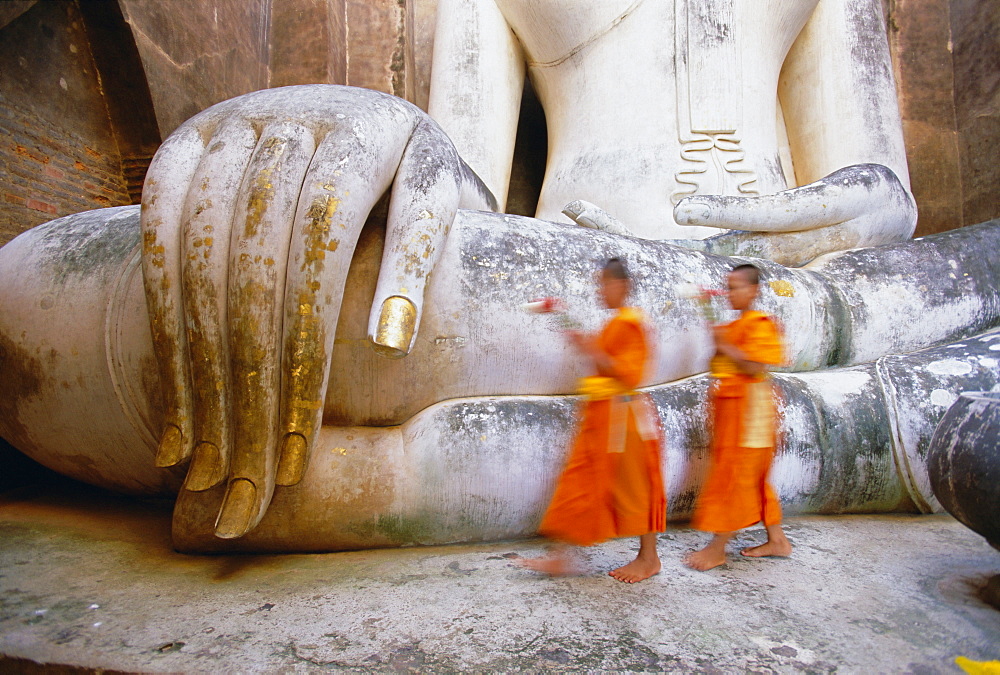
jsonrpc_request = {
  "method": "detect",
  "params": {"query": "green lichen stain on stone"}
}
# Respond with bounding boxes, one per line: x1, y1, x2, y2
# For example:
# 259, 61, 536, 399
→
36, 210, 141, 287
367, 512, 439, 545
0, 332, 46, 451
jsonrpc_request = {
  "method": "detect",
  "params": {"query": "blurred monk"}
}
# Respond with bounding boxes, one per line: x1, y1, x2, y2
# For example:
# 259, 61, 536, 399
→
684, 263, 792, 571
521, 258, 666, 583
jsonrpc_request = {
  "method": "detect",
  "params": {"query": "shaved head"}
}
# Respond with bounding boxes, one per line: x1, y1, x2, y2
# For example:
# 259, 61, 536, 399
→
603, 257, 630, 281
732, 263, 760, 286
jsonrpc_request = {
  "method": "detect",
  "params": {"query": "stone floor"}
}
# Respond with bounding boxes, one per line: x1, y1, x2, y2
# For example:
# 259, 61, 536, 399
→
0, 481, 998, 673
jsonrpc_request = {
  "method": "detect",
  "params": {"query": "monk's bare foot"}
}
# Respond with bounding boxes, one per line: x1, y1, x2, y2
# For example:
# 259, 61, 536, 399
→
683, 548, 727, 571
741, 525, 792, 558
608, 556, 661, 583
740, 539, 792, 558
517, 554, 572, 576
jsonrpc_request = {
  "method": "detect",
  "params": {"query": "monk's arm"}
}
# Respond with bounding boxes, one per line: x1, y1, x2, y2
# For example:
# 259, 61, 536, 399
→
713, 333, 767, 376
591, 322, 647, 388
713, 317, 783, 376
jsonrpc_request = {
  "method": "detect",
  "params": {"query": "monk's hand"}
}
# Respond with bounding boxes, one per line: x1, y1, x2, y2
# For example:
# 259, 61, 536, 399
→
673, 163, 917, 266
711, 324, 727, 347
566, 330, 600, 360
565, 330, 586, 351
140, 85, 496, 538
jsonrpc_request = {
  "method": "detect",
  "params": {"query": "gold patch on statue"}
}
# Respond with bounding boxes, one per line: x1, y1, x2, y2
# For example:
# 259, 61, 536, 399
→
769, 280, 795, 297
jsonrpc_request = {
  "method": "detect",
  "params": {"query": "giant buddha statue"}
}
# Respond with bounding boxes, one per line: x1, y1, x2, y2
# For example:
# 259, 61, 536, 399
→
1, 0, 998, 552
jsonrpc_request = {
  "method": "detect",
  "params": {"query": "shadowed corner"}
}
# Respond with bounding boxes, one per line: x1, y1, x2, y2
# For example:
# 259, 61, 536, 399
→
979, 575, 1000, 610
0, 435, 63, 495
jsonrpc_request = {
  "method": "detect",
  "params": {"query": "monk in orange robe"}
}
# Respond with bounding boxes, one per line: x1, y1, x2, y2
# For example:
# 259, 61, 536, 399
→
684, 263, 792, 571
521, 258, 667, 583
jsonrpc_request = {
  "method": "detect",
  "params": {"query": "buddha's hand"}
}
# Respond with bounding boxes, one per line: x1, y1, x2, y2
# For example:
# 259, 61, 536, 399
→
673, 163, 917, 267
140, 85, 495, 538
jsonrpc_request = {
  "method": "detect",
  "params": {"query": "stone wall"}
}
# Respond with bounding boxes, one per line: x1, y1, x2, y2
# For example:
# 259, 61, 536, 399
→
268, 0, 418, 107
951, 0, 1000, 229
269, 0, 347, 89
0, 1, 132, 246
118, 0, 273, 139
890, 0, 1000, 236
890, 0, 962, 236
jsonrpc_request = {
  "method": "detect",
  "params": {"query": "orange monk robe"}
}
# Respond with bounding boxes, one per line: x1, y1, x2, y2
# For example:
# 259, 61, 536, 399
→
538, 308, 667, 547
691, 310, 785, 533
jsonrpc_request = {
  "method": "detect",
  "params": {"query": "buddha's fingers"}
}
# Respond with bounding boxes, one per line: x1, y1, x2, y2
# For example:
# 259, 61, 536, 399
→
674, 164, 914, 235
216, 121, 316, 539
368, 119, 493, 359
179, 120, 259, 492
140, 126, 206, 468
275, 121, 412, 486
673, 164, 915, 266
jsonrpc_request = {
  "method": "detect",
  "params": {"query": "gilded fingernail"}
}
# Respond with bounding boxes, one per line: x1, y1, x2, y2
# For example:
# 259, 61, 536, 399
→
154, 424, 185, 467
184, 441, 224, 491
371, 296, 416, 358
214, 478, 257, 539
276, 433, 308, 486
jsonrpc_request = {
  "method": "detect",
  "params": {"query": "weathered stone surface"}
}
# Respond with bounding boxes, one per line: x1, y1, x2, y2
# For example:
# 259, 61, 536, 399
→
429, 0, 917, 264
118, 0, 272, 138
899, 119, 963, 235
0, 207, 183, 495
269, 0, 347, 88
346, 0, 413, 99
928, 391, 1000, 548
171, 328, 1000, 552
803, 218, 1000, 366
1, 0, 997, 248
879, 332, 1000, 513
889, 0, 1000, 235
412, 0, 438, 111
958, 107, 1000, 229
951, 0, 1000, 230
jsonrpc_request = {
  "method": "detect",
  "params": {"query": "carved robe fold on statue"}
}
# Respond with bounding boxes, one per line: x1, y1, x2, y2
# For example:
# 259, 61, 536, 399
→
692, 310, 785, 533
538, 308, 667, 547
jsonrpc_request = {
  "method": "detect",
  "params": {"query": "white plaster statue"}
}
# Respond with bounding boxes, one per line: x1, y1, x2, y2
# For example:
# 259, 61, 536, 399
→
1, 0, 998, 552
429, 0, 916, 263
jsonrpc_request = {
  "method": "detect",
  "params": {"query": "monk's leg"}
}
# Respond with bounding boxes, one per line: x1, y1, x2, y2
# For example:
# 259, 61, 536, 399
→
684, 532, 733, 571
609, 532, 661, 583
741, 523, 792, 558
519, 543, 576, 576
741, 478, 791, 558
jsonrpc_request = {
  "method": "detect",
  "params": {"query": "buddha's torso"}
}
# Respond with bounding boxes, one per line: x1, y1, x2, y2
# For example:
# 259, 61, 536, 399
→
493, 0, 819, 238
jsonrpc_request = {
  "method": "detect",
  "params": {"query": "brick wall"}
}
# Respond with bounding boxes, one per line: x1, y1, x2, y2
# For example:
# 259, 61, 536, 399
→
0, 101, 132, 246
0, 1, 134, 247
